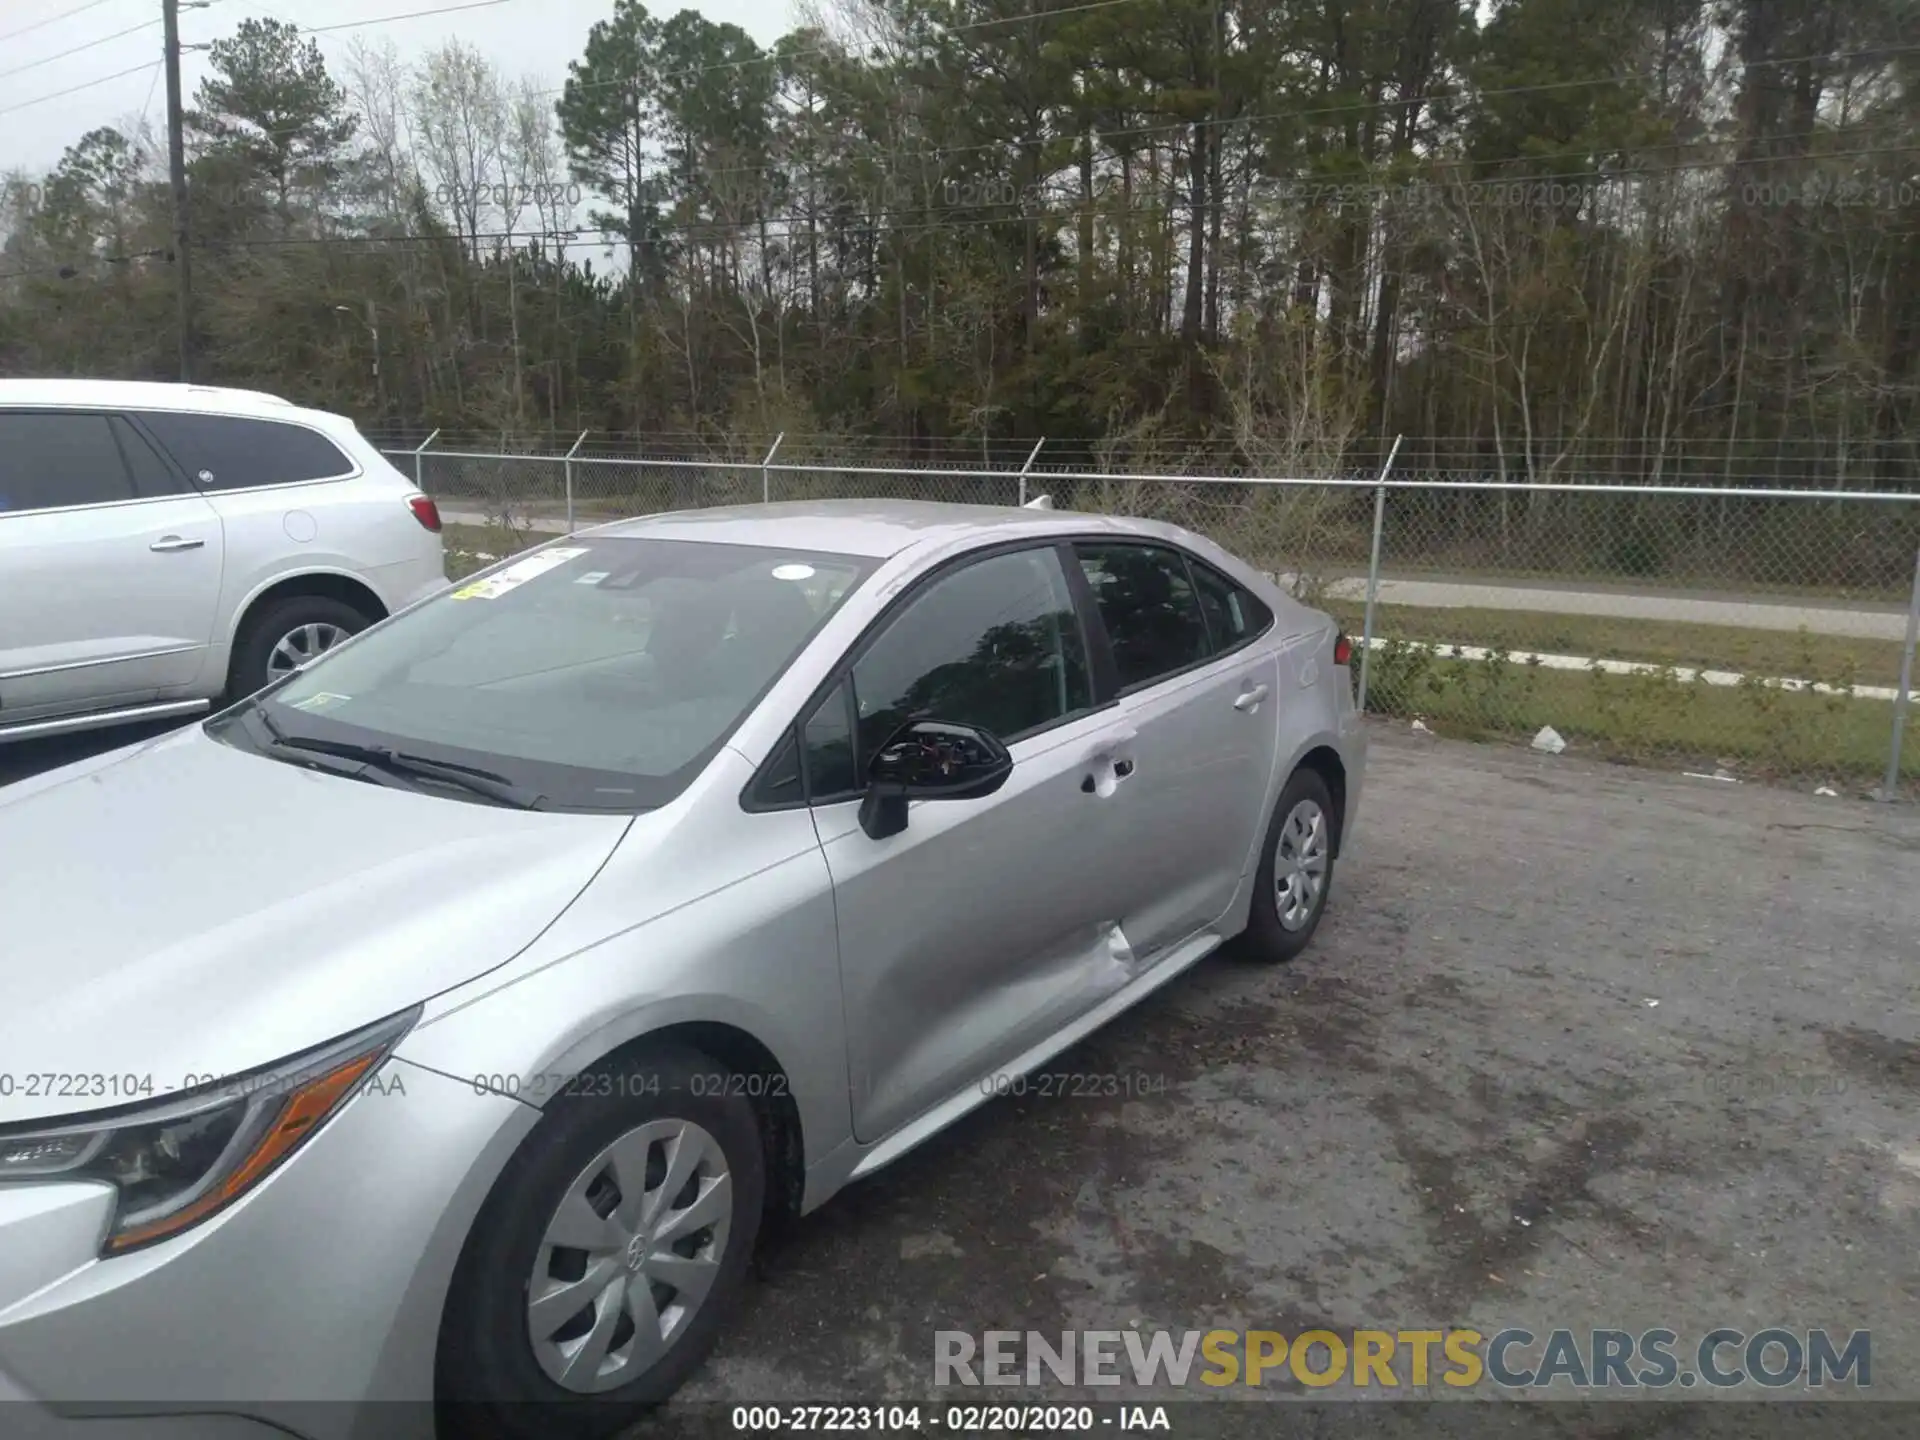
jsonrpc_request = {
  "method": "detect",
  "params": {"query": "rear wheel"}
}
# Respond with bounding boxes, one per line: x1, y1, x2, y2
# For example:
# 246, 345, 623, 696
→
1236, 767, 1337, 965
436, 1043, 765, 1440
226, 594, 373, 701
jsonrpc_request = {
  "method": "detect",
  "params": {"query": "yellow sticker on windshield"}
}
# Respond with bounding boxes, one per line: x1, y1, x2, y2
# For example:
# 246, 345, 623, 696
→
450, 547, 589, 599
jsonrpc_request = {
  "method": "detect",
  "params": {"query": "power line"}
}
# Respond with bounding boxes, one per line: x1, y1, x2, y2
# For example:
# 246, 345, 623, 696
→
536, 0, 1156, 101
0, 0, 115, 46
0, 18, 162, 86
0, 59, 162, 119
306, 0, 522, 36
182, 141, 1920, 256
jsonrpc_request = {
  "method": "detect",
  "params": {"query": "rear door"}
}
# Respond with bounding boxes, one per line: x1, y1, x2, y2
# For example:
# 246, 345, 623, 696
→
790, 543, 1146, 1143
1070, 540, 1284, 959
0, 410, 224, 720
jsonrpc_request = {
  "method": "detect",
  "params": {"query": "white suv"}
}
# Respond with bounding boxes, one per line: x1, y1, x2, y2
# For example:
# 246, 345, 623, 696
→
0, 380, 448, 744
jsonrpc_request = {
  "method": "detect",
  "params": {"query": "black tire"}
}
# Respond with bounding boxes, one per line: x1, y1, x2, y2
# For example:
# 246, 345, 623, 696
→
1236, 767, 1339, 965
435, 1042, 766, 1440
226, 594, 373, 701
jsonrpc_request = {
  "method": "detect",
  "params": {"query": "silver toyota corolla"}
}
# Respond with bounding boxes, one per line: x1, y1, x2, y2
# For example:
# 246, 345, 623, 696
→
0, 500, 1365, 1440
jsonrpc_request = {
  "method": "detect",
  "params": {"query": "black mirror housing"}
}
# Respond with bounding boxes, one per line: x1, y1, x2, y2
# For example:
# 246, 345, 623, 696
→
858, 719, 1014, 839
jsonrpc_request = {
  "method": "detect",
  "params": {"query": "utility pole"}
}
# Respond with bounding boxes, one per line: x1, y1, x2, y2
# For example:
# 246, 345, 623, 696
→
163, 0, 195, 382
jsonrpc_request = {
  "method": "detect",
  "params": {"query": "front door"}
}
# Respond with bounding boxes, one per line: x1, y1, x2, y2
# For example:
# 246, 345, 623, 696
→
812, 543, 1143, 1143
0, 410, 224, 720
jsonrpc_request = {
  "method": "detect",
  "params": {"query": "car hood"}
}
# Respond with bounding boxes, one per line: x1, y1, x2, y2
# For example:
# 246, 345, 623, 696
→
0, 726, 633, 1125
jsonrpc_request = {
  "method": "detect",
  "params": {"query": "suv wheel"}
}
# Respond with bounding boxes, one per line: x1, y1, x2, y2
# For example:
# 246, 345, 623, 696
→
227, 595, 372, 701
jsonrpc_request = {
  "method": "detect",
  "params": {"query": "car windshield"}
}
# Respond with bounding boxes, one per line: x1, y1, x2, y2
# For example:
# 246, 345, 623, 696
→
211, 536, 874, 812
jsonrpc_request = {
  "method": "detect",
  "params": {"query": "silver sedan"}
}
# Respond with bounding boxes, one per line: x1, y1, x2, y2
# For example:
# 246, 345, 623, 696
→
0, 500, 1365, 1440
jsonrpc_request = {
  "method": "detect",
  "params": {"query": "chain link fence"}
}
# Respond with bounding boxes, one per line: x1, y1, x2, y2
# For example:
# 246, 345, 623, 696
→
385, 440, 1920, 800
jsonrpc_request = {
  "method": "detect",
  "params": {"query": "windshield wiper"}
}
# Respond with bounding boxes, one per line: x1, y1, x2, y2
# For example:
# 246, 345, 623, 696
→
235, 703, 419, 793
268, 735, 548, 810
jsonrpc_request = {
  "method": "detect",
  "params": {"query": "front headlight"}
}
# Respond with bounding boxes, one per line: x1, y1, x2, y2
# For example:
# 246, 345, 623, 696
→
0, 1007, 419, 1254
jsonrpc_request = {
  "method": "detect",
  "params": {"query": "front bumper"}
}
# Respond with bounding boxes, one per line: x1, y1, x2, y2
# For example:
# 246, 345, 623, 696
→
0, 1061, 535, 1440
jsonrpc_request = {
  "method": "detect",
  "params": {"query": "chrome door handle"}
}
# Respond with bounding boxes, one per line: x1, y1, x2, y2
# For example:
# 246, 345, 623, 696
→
1233, 683, 1270, 711
150, 536, 206, 552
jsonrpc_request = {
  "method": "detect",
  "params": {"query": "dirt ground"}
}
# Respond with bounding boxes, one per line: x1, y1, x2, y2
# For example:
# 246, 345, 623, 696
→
668, 724, 1920, 1433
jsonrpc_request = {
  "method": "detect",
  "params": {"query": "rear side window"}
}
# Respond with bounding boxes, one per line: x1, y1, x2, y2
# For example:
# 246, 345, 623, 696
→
1074, 542, 1212, 690
138, 412, 354, 490
1190, 560, 1274, 653
0, 411, 137, 512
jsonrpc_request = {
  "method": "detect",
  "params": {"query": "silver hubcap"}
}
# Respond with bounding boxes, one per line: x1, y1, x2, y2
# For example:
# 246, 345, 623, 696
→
527, 1119, 733, 1394
1273, 798, 1329, 932
267, 622, 349, 677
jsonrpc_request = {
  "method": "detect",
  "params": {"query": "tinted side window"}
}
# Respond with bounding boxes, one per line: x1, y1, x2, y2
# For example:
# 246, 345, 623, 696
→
1191, 559, 1273, 653
803, 680, 859, 801
1075, 543, 1211, 689
851, 547, 1092, 757
753, 730, 804, 808
0, 411, 136, 512
112, 416, 185, 497
138, 412, 354, 490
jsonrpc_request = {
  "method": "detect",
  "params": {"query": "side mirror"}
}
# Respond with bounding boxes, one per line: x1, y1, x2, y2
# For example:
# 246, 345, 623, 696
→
857, 719, 1014, 840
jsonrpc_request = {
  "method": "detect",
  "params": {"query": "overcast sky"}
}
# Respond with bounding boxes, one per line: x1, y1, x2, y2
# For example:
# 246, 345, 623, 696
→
1, 0, 801, 178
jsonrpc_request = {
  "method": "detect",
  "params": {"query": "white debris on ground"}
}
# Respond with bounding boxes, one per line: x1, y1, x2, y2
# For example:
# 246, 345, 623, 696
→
1530, 725, 1567, 754
1411, 718, 1433, 734
1815, 785, 1840, 797
1683, 770, 1741, 783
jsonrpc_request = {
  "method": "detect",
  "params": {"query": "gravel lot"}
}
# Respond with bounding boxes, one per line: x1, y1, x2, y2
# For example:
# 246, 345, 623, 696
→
7, 720, 1916, 1435
676, 724, 1920, 1432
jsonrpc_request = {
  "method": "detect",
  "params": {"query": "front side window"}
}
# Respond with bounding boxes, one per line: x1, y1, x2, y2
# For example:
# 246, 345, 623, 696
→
803, 680, 860, 800
213, 537, 875, 811
0, 411, 137, 512
1075, 542, 1211, 690
850, 546, 1093, 759
138, 412, 354, 490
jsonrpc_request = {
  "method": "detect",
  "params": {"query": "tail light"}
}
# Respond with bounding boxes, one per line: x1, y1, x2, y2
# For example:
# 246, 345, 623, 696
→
1334, 632, 1353, 666
407, 495, 442, 533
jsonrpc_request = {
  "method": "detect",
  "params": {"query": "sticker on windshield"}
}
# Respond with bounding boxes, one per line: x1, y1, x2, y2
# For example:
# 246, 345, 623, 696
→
288, 691, 351, 712
450, 547, 590, 600
771, 563, 815, 581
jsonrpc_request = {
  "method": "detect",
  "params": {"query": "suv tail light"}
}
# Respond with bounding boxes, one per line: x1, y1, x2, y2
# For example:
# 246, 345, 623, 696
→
1333, 632, 1353, 666
407, 495, 442, 533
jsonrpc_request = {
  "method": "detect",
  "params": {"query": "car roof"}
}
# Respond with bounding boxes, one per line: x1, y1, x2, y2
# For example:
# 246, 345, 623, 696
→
587, 497, 1185, 560
0, 378, 313, 418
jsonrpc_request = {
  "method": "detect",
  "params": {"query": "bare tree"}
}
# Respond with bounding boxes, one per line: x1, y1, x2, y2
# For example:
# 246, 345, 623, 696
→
411, 41, 508, 258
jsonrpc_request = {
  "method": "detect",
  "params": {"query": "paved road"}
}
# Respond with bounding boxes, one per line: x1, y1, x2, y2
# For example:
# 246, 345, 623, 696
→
442, 507, 1918, 642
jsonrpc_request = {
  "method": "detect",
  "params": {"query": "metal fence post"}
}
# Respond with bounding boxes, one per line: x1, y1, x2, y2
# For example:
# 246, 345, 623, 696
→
761, 432, 784, 504
563, 429, 589, 533
411, 428, 439, 494
1882, 540, 1920, 802
1354, 434, 1403, 718
1018, 437, 1045, 506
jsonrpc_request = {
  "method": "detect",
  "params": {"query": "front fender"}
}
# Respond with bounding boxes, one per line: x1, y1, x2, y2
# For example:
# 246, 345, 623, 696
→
393, 775, 853, 1176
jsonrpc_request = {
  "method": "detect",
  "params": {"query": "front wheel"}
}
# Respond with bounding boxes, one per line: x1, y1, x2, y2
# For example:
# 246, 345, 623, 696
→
1236, 767, 1338, 965
436, 1043, 766, 1440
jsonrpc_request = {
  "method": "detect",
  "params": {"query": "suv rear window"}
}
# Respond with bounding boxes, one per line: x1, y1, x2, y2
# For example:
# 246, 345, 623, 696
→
138, 411, 354, 490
